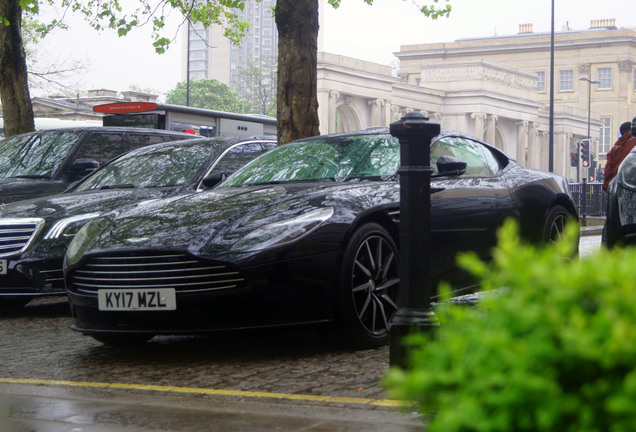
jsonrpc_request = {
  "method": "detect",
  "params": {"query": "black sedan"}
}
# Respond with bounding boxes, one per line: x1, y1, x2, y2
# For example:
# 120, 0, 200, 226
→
0, 127, 198, 203
603, 143, 636, 248
0, 137, 276, 310
65, 129, 578, 347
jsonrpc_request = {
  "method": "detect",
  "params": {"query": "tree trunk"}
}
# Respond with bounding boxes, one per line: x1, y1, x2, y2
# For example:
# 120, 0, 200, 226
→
0, 0, 34, 137
275, 0, 320, 144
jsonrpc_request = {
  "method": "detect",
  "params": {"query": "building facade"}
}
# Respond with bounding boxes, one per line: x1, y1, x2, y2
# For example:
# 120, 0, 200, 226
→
395, 20, 636, 180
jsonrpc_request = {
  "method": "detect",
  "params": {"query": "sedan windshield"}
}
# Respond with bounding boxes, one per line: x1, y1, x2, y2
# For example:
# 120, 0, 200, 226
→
75, 143, 214, 191
222, 134, 400, 186
0, 131, 82, 178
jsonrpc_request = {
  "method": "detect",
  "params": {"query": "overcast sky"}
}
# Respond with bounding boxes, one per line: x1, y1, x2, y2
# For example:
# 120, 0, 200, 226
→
33, 0, 634, 98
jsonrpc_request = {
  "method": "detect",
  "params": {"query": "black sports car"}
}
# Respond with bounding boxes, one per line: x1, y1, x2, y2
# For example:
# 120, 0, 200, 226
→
65, 128, 578, 347
0, 137, 276, 309
603, 142, 636, 248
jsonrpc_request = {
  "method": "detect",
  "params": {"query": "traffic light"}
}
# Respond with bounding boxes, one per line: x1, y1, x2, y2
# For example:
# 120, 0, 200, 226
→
570, 151, 579, 167
580, 139, 590, 167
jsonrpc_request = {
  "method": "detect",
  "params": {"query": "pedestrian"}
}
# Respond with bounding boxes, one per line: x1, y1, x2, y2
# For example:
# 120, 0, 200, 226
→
602, 120, 636, 191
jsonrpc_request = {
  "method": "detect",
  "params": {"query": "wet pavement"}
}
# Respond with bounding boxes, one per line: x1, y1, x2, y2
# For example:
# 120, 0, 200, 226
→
0, 298, 421, 431
0, 381, 421, 431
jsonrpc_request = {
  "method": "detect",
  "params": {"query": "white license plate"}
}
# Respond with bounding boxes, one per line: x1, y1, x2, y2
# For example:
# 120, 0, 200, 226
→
0, 260, 6, 275
98, 288, 176, 311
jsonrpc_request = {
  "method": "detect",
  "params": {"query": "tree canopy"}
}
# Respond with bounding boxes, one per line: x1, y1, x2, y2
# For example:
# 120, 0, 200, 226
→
0, 0, 451, 139
165, 79, 244, 113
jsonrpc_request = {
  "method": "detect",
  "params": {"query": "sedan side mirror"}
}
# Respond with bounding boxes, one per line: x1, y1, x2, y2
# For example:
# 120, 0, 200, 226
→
436, 155, 467, 176
201, 172, 230, 188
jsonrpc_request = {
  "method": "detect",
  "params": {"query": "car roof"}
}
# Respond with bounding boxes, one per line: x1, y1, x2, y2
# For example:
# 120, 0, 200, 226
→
122, 136, 277, 156
2, 127, 199, 139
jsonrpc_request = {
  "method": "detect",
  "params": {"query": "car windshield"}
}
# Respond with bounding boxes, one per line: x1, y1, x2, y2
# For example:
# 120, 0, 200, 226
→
222, 134, 400, 186
0, 131, 82, 178
75, 143, 214, 191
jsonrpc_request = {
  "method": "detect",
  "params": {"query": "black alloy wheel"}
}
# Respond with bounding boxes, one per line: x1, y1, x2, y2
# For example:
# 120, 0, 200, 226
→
339, 223, 400, 348
542, 205, 573, 244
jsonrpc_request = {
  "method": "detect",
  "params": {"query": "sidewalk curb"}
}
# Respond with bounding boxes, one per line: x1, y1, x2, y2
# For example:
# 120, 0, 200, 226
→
581, 225, 603, 236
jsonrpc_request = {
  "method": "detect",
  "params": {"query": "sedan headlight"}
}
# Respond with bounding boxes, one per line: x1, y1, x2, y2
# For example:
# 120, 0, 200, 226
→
65, 216, 110, 268
43, 213, 101, 240
231, 207, 334, 252
618, 153, 636, 190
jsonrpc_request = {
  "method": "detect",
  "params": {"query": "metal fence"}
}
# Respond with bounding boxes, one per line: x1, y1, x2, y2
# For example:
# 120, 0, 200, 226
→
569, 182, 607, 217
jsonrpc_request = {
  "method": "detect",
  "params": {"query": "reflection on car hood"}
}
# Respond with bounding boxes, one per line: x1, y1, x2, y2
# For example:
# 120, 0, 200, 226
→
87, 180, 399, 257
0, 176, 59, 201
0, 188, 174, 223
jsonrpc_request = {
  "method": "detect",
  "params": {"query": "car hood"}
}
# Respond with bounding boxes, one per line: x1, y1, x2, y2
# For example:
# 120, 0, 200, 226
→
0, 176, 70, 204
78, 180, 399, 258
0, 188, 175, 224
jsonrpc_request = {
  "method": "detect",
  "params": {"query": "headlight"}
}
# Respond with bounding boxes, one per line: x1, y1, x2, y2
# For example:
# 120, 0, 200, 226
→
43, 213, 101, 240
231, 207, 334, 252
65, 216, 109, 268
618, 153, 636, 190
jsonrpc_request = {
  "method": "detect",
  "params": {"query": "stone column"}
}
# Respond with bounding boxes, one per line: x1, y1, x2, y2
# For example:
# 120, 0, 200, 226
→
526, 123, 540, 169
486, 114, 498, 147
516, 121, 529, 166
471, 112, 487, 141
539, 131, 550, 171
327, 90, 340, 134
368, 98, 386, 127
390, 105, 402, 123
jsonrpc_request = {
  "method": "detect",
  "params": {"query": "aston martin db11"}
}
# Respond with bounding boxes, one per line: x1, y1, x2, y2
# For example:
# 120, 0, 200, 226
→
65, 128, 578, 346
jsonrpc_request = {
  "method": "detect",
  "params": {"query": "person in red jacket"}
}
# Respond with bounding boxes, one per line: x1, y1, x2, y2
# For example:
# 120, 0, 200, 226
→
603, 121, 636, 191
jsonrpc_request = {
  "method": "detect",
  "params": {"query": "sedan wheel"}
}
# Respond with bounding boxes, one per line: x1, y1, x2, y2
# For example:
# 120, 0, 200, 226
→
339, 223, 400, 348
542, 205, 574, 244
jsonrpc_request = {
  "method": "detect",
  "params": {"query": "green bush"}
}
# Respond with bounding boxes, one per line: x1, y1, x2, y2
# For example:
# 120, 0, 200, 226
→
384, 220, 636, 432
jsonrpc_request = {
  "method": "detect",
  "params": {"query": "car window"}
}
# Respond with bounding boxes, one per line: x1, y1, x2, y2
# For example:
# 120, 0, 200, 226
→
211, 143, 267, 174
431, 137, 501, 177
75, 143, 214, 191
128, 133, 168, 149
0, 131, 81, 178
222, 134, 400, 186
73, 133, 128, 167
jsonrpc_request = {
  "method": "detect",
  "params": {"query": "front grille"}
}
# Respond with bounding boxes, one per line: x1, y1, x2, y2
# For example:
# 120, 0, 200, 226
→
39, 267, 65, 291
0, 218, 45, 258
69, 252, 246, 295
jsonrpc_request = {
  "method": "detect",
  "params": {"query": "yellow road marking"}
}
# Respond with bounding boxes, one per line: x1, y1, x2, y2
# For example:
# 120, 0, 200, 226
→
0, 377, 412, 408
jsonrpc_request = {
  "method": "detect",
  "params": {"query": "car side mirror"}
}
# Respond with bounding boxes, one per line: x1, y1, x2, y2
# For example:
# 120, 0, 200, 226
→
436, 155, 467, 176
67, 158, 100, 180
201, 172, 230, 188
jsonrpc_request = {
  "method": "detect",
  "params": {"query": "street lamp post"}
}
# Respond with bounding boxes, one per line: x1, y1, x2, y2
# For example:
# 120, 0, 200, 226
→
579, 76, 600, 177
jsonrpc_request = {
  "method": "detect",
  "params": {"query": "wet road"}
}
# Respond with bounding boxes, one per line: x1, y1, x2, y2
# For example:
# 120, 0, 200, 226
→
0, 234, 603, 431
0, 298, 420, 431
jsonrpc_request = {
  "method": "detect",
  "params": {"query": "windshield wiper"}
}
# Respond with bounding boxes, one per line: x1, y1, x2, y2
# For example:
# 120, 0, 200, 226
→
99, 184, 136, 189
9, 175, 50, 179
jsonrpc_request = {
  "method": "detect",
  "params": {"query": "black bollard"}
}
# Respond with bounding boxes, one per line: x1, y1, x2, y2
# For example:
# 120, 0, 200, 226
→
389, 112, 441, 368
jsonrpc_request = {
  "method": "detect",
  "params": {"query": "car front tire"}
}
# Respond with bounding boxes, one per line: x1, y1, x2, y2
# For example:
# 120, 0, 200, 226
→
338, 223, 400, 348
